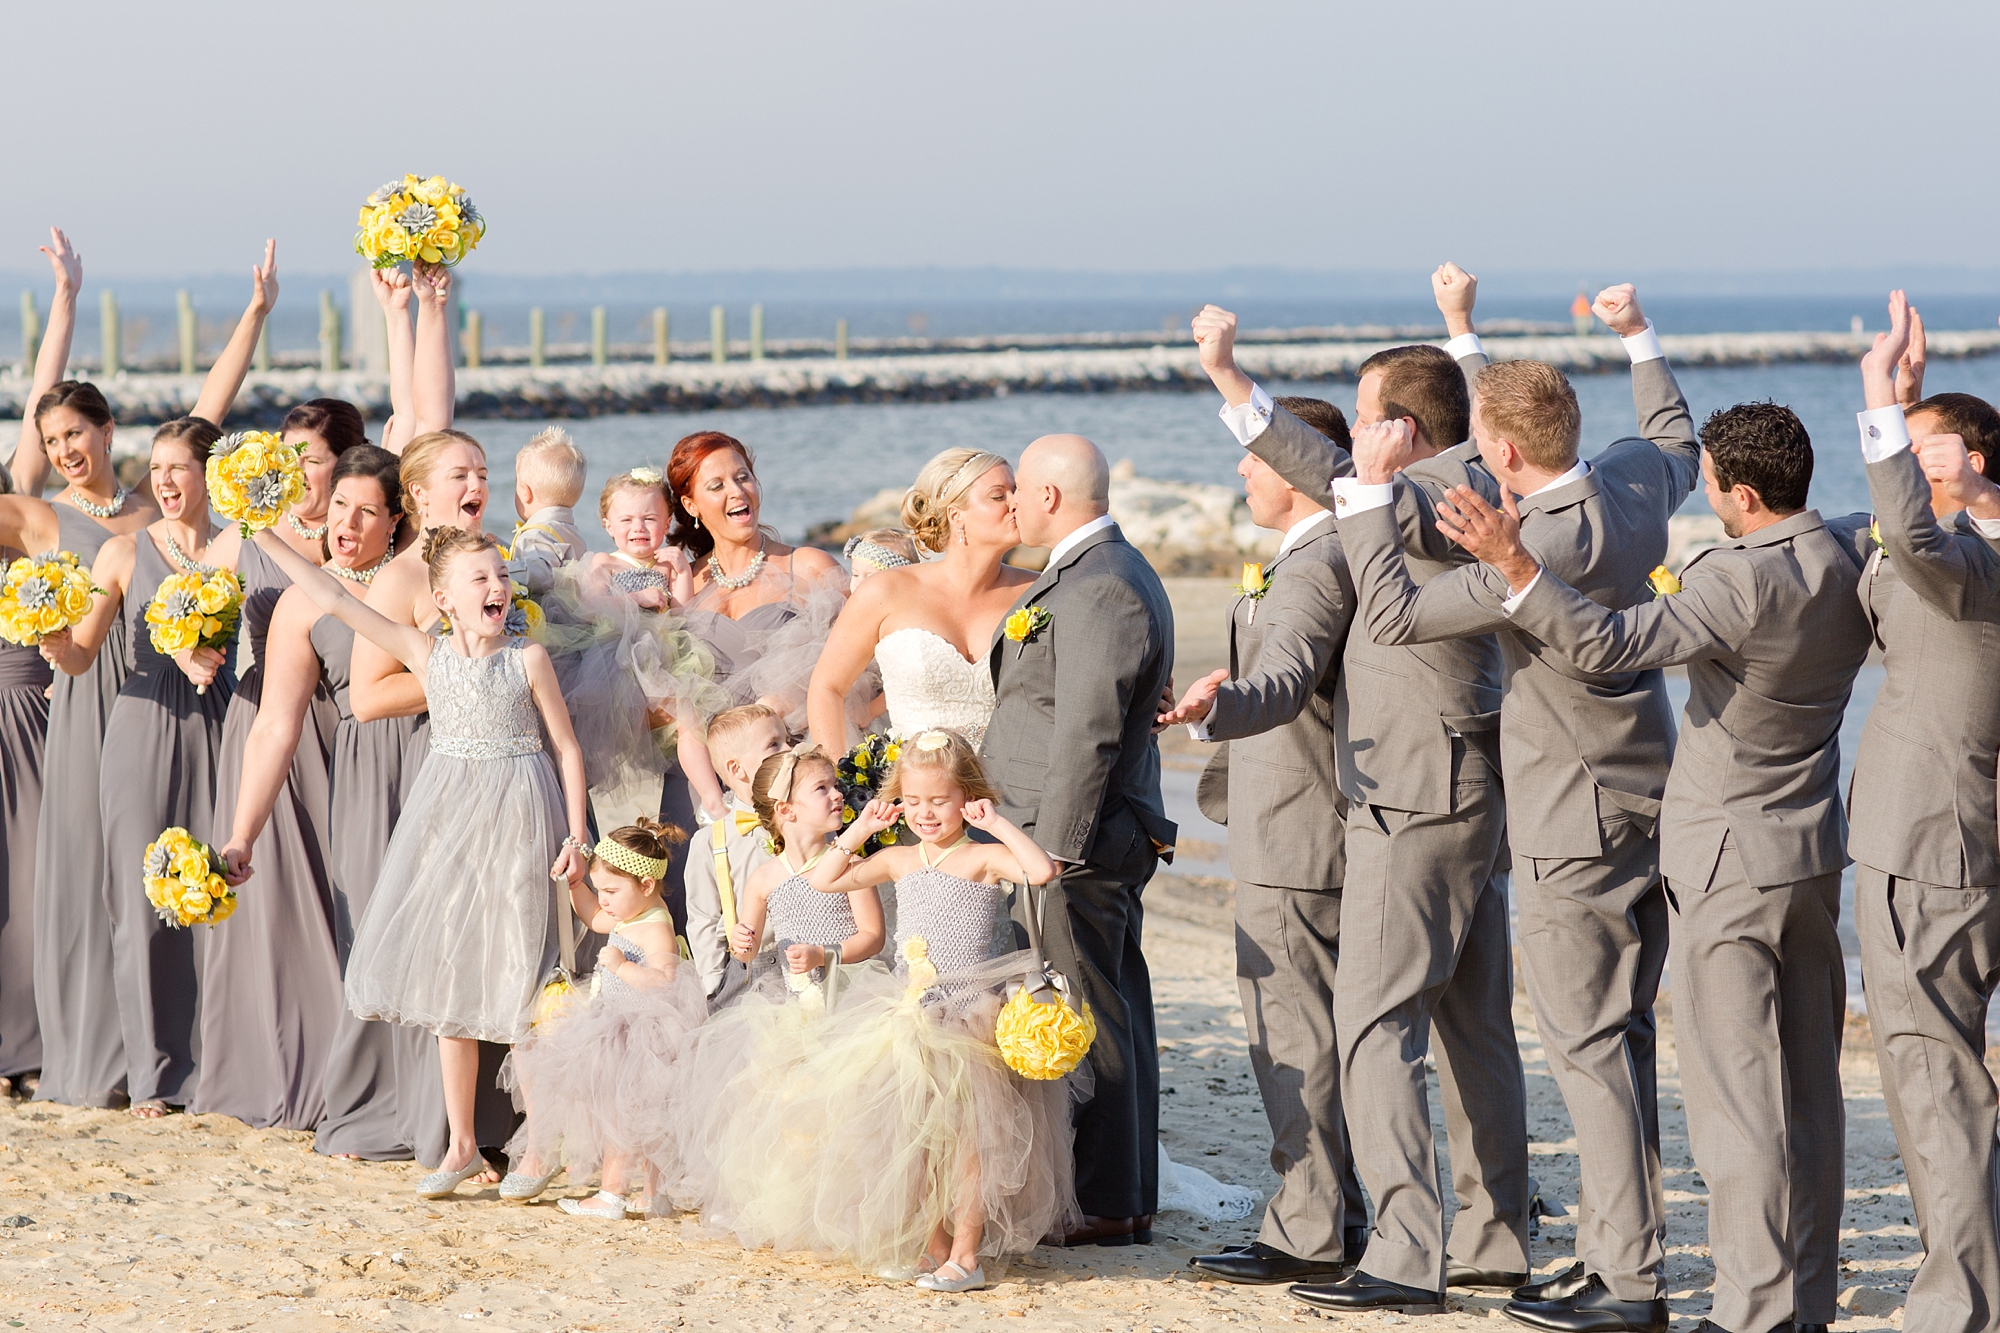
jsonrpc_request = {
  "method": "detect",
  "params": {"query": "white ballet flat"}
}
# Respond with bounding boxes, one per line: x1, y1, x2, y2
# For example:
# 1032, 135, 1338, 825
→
498, 1168, 558, 1202
915, 1261, 986, 1292
558, 1192, 629, 1219
414, 1152, 487, 1199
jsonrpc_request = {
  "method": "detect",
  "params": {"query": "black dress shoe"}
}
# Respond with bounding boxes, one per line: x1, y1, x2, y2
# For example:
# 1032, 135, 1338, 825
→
1514, 1262, 1590, 1303
1291, 1271, 1445, 1314
1190, 1242, 1348, 1285
1450, 1261, 1532, 1289
1504, 1276, 1667, 1333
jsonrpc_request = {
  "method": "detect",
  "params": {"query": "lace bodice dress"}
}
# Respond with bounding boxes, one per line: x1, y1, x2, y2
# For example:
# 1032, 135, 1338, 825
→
342, 640, 566, 1043
874, 628, 996, 747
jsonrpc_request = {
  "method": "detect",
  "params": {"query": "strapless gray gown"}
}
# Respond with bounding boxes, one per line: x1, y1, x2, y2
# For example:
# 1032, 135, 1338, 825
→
194, 543, 344, 1127
102, 534, 234, 1107
0, 634, 51, 1079
33, 506, 132, 1106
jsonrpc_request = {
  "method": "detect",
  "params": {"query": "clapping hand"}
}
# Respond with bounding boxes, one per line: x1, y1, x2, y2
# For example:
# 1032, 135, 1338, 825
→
248, 239, 279, 316
1350, 418, 1417, 486
1591, 284, 1647, 337
1157, 667, 1229, 728
1432, 262, 1478, 337
1861, 290, 1913, 411
41, 226, 81, 294
1434, 485, 1540, 592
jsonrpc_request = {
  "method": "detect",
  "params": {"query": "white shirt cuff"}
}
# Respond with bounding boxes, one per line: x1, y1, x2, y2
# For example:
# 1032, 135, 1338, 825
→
1331, 478, 1396, 517
1621, 321, 1664, 364
1970, 515, 2000, 538
1218, 382, 1275, 448
1443, 332, 1484, 361
1500, 568, 1543, 613
1185, 716, 1216, 742
1858, 405, 1911, 464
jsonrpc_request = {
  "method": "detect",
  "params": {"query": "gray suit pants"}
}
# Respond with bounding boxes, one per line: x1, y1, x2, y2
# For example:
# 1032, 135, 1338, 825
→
1334, 764, 1530, 1289
1857, 867, 2000, 1333
1515, 808, 1670, 1302
1235, 883, 1365, 1261
1667, 849, 1844, 1333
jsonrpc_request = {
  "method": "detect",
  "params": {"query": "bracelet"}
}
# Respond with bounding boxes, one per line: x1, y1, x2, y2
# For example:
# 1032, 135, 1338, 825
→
561, 835, 588, 853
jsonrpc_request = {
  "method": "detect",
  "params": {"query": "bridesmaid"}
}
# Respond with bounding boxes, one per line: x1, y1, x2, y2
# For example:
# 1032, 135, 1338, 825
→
0, 228, 83, 1094
213, 447, 403, 1134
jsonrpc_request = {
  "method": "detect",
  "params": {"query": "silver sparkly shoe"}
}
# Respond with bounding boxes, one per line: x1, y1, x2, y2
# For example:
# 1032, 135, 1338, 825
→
414, 1151, 487, 1199
499, 1168, 558, 1202
915, 1261, 986, 1293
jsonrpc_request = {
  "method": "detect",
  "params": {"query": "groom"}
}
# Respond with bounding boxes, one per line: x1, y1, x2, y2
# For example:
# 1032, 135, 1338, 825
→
983, 433, 1177, 1245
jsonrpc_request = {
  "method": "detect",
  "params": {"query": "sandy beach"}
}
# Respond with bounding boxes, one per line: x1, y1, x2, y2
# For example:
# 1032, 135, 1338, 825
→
0, 582, 1937, 1333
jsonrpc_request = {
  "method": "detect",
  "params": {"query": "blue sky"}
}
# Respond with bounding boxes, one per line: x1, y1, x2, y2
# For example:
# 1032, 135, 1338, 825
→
11, 0, 1998, 279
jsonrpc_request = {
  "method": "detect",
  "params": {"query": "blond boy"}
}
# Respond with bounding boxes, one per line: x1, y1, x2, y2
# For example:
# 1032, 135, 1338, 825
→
508, 426, 588, 594
685, 704, 787, 1000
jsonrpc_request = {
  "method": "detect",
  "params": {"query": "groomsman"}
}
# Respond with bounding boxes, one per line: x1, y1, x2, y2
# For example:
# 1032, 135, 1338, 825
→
1847, 294, 2000, 1333
1192, 274, 1531, 1315
1435, 402, 1869, 1333
1158, 400, 1367, 1282
1335, 285, 1696, 1333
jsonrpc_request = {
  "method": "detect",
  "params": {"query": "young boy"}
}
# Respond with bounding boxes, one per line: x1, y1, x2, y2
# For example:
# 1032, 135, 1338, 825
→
508, 426, 588, 594
684, 703, 788, 1003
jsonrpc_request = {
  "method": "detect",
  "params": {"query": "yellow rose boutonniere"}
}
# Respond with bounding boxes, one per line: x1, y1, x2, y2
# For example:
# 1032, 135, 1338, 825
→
1236, 562, 1270, 599
1647, 564, 1682, 596
1004, 605, 1052, 644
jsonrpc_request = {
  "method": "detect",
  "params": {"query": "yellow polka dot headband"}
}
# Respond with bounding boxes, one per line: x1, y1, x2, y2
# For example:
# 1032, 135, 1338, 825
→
595, 838, 668, 881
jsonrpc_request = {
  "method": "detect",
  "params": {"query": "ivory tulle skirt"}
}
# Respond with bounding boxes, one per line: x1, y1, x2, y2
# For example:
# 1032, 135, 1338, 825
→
682, 955, 1083, 1270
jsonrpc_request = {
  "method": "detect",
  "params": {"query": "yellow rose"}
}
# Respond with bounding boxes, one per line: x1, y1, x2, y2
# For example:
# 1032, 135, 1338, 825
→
1240, 562, 1265, 595
173, 846, 209, 883
195, 582, 230, 615
206, 890, 236, 924
883, 743, 901, 763
178, 887, 212, 923
34, 605, 61, 634
1004, 608, 1033, 642
1647, 565, 1682, 596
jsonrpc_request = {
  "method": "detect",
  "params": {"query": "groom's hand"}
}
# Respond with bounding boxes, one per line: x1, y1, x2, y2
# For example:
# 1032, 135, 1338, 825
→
1351, 419, 1417, 486
1192, 305, 1256, 408
1158, 668, 1229, 728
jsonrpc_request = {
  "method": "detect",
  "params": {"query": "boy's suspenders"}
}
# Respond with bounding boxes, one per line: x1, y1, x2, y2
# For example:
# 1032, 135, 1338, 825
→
712, 821, 738, 936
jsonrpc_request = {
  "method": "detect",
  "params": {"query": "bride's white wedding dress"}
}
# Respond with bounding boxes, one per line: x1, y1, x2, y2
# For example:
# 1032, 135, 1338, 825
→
871, 624, 1259, 1223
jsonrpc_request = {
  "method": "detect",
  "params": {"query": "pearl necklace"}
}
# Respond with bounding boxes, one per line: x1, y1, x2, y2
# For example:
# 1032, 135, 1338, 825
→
287, 510, 329, 542
706, 540, 766, 591
70, 486, 127, 520
162, 532, 214, 574
327, 535, 396, 585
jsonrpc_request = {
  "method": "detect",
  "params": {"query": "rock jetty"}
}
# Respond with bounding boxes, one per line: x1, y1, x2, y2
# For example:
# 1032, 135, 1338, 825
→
5, 329, 1997, 425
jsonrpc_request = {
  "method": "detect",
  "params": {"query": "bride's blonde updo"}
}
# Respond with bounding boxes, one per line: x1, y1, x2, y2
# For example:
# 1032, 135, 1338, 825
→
901, 448, 1008, 553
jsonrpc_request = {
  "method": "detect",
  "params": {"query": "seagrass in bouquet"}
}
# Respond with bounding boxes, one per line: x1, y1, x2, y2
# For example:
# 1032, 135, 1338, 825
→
355, 174, 486, 270
0, 551, 98, 646
206, 430, 306, 538
835, 733, 909, 853
142, 826, 236, 928
145, 565, 242, 695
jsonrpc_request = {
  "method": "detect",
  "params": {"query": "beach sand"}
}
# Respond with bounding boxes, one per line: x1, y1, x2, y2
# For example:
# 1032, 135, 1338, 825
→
0, 580, 1933, 1331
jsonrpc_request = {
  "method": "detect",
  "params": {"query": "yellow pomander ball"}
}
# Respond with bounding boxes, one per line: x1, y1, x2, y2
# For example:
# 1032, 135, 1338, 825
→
531, 975, 575, 1028
995, 986, 1097, 1081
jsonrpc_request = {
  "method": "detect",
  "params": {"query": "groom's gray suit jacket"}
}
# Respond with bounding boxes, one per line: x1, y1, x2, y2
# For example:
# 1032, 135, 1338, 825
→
982, 522, 1178, 864
1198, 517, 1354, 890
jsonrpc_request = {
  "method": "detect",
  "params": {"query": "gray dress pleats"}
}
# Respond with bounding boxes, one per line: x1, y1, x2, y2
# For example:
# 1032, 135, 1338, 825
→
0, 635, 51, 1078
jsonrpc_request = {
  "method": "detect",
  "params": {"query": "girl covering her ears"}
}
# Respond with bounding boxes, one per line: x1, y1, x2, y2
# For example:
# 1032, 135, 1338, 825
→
693, 729, 1082, 1291
500, 817, 710, 1218
250, 524, 592, 1201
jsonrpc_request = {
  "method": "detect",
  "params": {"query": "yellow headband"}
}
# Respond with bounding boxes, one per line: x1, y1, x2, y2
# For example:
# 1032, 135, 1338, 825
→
595, 839, 667, 881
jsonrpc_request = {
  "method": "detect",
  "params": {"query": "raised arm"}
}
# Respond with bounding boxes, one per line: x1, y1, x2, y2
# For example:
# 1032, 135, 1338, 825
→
348, 559, 432, 721
217, 588, 326, 881
189, 240, 278, 428
962, 799, 1057, 886
1596, 285, 1700, 501
371, 269, 418, 455
11, 228, 82, 496
251, 528, 432, 670
410, 266, 456, 437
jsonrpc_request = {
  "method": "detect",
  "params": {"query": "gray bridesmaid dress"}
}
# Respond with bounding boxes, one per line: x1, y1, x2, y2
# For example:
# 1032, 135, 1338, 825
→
310, 612, 428, 1159
194, 543, 344, 1127
101, 533, 235, 1107
33, 505, 134, 1107
0, 632, 51, 1080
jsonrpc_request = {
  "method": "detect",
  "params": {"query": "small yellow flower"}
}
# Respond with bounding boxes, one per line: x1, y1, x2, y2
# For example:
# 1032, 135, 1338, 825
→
1240, 562, 1265, 595
883, 743, 901, 764
1647, 565, 1682, 596
1004, 605, 1051, 643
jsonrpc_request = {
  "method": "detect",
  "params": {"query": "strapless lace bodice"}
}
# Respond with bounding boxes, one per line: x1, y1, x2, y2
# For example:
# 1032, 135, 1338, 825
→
875, 627, 995, 747
426, 639, 542, 760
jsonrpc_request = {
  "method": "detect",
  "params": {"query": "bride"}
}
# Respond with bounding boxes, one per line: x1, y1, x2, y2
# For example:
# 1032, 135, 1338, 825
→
805, 447, 1026, 751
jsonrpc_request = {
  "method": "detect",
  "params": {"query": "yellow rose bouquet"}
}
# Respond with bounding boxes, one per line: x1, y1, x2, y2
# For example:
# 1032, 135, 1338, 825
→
355, 174, 486, 270
146, 567, 243, 694
0, 551, 99, 646
206, 431, 307, 538
142, 826, 235, 928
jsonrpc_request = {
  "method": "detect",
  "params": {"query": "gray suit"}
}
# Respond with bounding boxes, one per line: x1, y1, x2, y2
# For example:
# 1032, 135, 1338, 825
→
1339, 352, 1701, 1301
982, 521, 1176, 1219
1848, 445, 2000, 1333
1197, 514, 1365, 1260
1505, 510, 1870, 1332
1247, 400, 1529, 1288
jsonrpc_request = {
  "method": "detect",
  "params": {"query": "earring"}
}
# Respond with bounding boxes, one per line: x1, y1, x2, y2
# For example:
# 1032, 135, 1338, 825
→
693, 514, 703, 530
957, 523, 967, 547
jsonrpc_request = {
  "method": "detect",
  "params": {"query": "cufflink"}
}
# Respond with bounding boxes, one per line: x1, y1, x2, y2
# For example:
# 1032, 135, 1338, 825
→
1867, 424, 1881, 439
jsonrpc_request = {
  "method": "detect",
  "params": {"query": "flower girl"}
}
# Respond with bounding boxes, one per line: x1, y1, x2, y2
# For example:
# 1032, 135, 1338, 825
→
501, 816, 708, 1218
701, 730, 1081, 1290
252, 526, 591, 1198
